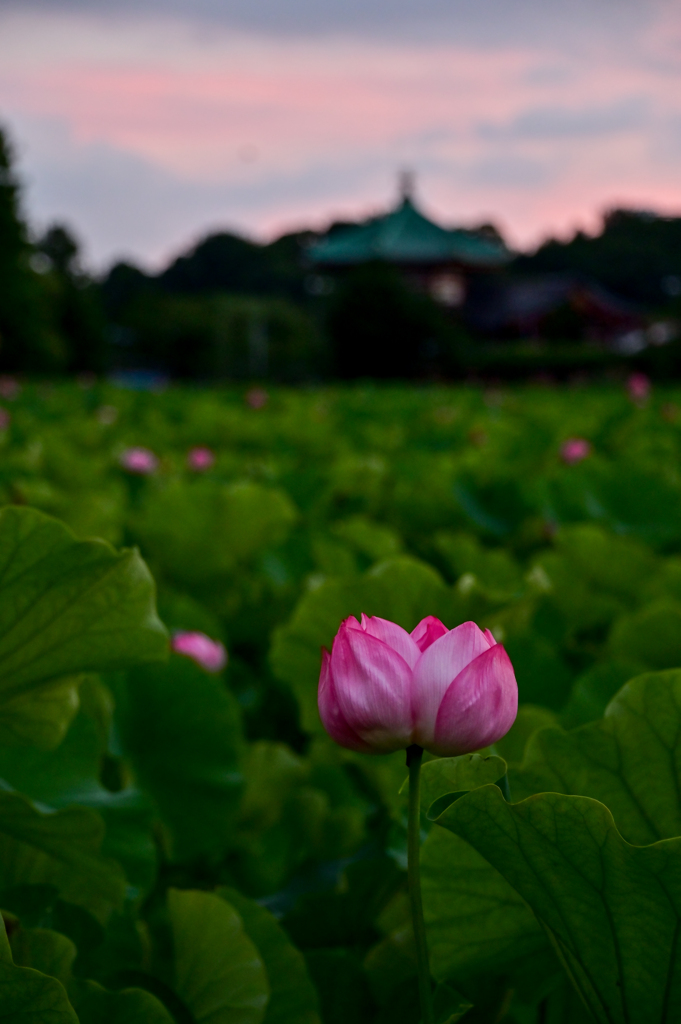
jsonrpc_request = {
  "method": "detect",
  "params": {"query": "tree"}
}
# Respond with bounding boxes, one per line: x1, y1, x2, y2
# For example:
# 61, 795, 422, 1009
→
326, 263, 460, 379
516, 208, 681, 307
36, 225, 106, 372
159, 232, 277, 296
0, 127, 63, 370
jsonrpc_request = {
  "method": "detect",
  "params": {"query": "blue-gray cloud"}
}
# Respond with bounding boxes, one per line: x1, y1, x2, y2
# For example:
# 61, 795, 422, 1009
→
478, 97, 651, 142
0, 0, 655, 46
11, 119, 399, 269
464, 154, 553, 188
11, 111, 565, 270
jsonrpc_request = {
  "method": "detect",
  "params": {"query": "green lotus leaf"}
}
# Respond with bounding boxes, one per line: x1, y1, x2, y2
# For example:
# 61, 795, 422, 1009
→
0, 915, 78, 1023
168, 888, 269, 1024
0, 790, 125, 923
0, 506, 167, 748
9, 923, 175, 1023
416, 754, 507, 818
218, 888, 321, 1024
439, 784, 681, 1024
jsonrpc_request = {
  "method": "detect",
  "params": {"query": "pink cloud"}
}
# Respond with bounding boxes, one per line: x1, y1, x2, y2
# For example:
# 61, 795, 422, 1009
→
2, 6, 681, 261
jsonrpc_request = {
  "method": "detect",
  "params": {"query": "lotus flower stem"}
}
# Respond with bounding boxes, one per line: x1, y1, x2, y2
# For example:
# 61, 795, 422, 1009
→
406, 743, 434, 1024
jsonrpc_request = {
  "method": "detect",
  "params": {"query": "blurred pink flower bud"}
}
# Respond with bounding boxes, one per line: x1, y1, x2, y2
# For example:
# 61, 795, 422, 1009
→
120, 447, 158, 474
172, 631, 228, 673
187, 446, 215, 471
627, 372, 651, 405
318, 615, 517, 756
245, 387, 268, 409
560, 437, 591, 464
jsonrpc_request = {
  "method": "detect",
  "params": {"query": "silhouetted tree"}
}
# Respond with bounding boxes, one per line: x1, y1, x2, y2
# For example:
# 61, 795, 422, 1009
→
36, 225, 106, 372
157, 229, 311, 301
159, 232, 277, 295
101, 262, 154, 323
516, 209, 681, 306
0, 128, 62, 370
327, 263, 457, 379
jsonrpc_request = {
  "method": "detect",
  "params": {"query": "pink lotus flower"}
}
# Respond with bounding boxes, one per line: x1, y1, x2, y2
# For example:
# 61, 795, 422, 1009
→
560, 437, 591, 464
627, 372, 651, 405
172, 631, 228, 673
187, 446, 215, 471
120, 447, 158, 474
319, 615, 517, 756
245, 387, 268, 409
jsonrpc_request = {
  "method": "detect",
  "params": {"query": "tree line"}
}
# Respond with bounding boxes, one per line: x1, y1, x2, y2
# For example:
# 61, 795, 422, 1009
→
3, 125, 681, 378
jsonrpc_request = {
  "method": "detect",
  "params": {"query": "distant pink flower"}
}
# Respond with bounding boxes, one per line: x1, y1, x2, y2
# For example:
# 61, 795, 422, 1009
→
120, 447, 158, 474
0, 376, 20, 400
0, 409, 11, 431
172, 631, 228, 673
187, 446, 215, 471
246, 387, 268, 409
319, 615, 517, 756
627, 372, 651, 405
560, 438, 592, 464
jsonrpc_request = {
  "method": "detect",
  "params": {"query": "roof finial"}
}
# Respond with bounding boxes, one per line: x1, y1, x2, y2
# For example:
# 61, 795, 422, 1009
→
399, 169, 415, 203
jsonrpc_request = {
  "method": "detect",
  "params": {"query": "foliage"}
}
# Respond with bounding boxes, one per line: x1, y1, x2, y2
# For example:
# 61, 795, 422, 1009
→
0, 128, 63, 371
326, 263, 464, 379
3, 381, 681, 1020
516, 206, 681, 306
102, 229, 323, 380
0, 129, 108, 374
110, 292, 324, 380
35, 225, 107, 374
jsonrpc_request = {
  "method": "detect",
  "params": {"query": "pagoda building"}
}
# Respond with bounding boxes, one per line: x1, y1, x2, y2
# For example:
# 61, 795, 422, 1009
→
308, 178, 511, 308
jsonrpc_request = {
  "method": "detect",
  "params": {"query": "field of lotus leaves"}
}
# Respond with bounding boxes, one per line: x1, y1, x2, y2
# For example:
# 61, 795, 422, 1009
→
2, 376, 681, 1023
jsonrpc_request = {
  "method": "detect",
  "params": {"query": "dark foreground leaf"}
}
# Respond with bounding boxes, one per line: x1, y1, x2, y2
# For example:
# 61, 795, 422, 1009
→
0, 791, 125, 923
421, 669, 681, 999
0, 507, 167, 749
509, 668, 681, 843
0, 916, 78, 1024
113, 656, 244, 861
418, 754, 507, 819
219, 888, 321, 1024
167, 888, 269, 1024
9, 923, 174, 1023
439, 784, 681, 1024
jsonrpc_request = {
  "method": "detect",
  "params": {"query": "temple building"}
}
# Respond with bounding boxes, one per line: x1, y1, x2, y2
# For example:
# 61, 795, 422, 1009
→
307, 178, 511, 308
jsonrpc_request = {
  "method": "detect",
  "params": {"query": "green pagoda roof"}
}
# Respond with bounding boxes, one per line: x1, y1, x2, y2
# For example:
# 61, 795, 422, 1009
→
308, 197, 510, 268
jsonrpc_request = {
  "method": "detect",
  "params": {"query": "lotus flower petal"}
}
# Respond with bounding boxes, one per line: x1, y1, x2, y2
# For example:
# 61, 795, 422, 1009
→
361, 613, 421, 668
431, 643, 518, 756
318, 649, 373, 752
412, 621, 493, 747
331, 622, 413, 752
411, 616, 449, 652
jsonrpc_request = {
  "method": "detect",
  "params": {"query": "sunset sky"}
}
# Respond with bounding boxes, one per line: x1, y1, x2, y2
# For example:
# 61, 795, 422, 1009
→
1, 0, 680, 270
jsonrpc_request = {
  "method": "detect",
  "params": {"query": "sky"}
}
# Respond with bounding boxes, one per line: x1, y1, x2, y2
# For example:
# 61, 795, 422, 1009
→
1, 0, 681, 271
